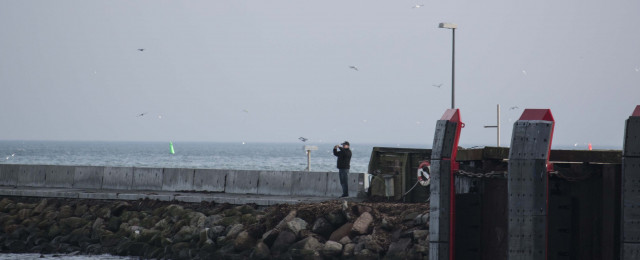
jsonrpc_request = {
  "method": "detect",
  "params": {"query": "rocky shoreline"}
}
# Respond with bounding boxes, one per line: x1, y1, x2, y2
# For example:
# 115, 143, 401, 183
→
0, 197, 430, 259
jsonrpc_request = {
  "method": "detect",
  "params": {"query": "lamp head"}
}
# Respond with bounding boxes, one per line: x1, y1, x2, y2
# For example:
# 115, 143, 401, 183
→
439, 23, 458, 29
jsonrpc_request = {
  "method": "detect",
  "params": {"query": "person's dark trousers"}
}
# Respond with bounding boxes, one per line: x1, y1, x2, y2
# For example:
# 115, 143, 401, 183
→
339, 169, 349, 196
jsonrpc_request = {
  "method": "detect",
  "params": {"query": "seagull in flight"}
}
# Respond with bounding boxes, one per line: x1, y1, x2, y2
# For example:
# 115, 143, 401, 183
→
299, 137, 308, 142
137, 112, 147, 117
137, 48, 145, 52
412, 4, 424, 8
509, 106, 519, 110
349, 66, 359, 71
432, 83, 442, 88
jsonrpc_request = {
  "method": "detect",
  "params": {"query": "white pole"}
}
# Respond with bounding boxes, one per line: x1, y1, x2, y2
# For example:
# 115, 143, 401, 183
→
307, 151, 311, 171
497, 104, 501, 147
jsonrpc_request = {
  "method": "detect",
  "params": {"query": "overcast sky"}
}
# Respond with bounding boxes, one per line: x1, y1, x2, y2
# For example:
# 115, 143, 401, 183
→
1, 0, 639, 148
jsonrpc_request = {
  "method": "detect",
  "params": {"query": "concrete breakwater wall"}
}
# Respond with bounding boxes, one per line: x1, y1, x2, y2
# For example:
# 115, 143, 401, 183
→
0, 164, 364, 198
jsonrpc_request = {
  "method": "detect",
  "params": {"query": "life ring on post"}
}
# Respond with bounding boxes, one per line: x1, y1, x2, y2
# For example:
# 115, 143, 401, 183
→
417, 161, 431, 186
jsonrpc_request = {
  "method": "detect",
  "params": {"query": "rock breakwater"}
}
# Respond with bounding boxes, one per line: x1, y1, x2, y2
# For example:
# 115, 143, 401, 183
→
0, 197, 430, 259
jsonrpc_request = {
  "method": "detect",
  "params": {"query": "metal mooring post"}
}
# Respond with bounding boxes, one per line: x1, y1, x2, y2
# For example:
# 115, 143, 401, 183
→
621, 105, 640, 259
507, 109, 554, 260
429, 109, 463, 260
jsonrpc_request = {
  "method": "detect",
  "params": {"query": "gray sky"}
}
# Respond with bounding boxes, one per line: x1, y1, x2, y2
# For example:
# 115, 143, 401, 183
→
1, 0, 639, 148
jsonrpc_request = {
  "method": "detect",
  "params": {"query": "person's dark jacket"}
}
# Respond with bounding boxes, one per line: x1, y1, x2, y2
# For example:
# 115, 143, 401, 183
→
333, 147, 352, 169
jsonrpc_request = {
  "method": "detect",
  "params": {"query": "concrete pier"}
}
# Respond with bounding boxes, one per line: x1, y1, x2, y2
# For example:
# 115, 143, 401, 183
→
0, 166, 365, 205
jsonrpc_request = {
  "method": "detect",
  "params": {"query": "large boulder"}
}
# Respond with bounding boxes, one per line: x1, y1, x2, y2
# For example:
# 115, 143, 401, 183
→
173, 225, 196, 243
207, 225, 225, 240
354, 235, 382, 254
253, 241, 271, 259
261, 229, 279, 247
286, 218, 308, 237
342, 243, 355, 258
275, 210, 297, 230
321, 240, 343, 257
351, 212, 373, 235
329, 223, 353, 242
385, 237, 412, 258
311, 217, 334, 238
271, 230, 297, 253
225, 224, 244, 239
233, 231, 255, 252
290, 236, 322, 251
59, 205, 74, 219
325, 211, 346, 227
59, 217, 89, 232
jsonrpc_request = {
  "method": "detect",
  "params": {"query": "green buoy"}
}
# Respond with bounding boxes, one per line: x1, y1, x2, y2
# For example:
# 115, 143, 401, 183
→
170, 141, 175, 154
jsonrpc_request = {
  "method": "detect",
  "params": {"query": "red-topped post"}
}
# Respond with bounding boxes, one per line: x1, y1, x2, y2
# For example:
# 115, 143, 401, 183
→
622, 105, 640, 259
430, 109, 463, 260
507, 108, 555, 260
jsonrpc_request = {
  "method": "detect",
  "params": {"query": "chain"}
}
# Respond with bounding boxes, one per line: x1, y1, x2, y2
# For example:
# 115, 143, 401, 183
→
454, 170, 591, 181
455, 170, 507, 178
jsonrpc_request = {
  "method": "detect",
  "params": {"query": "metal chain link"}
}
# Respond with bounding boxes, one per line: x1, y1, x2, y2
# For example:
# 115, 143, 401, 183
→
454, 170, 591, 181
455, 170, 507, 178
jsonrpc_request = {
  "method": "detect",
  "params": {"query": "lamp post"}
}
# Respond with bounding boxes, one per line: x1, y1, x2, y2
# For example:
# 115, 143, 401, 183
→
484, 104, 501, 147
439, 22, 457, 109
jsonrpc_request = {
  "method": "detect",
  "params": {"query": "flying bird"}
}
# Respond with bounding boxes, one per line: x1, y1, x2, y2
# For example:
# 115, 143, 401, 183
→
432, 84, 442, 88
510, 106, 519, 110
412, 4, 424, 8
349, 66, 359, 71
137, 48, 145, 52
137, 112, 147, 117
299, 137, 308, 142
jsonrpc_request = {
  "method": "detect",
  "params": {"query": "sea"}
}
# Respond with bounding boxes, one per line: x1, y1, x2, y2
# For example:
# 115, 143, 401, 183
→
0, 141, 423, 173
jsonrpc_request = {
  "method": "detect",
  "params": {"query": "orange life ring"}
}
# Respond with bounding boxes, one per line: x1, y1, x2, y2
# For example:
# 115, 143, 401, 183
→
417, 161, 431, 186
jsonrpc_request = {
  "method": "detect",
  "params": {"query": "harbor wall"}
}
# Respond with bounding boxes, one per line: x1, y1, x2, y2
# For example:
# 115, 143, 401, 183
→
0, 164, 364, 198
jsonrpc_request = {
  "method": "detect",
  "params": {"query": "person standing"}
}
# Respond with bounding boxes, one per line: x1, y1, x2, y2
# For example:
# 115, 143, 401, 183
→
333, 141, 352, 197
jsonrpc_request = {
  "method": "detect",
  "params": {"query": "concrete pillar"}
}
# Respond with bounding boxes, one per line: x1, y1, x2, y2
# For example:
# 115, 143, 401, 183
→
507, 109, 554, 260
622, 105, 640, 259
430, 109, 463, 260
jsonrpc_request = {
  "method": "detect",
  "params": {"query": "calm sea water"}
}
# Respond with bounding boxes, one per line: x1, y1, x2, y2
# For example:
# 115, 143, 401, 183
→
0, 141, 418, 174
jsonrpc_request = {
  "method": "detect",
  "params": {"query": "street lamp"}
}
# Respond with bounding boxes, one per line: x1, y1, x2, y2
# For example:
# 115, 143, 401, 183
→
439, 22, 457, 109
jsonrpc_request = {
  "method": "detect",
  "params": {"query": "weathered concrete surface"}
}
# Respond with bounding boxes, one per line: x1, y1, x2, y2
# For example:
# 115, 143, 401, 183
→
44, 165, 75, 188
225, 170, 259, 194
0, 164, 366, 202
102, 167, 133, 190
162, 168, 195, 191
193, 169, 226, 192
292, 171, 327, 197
73, 166, 104, 189
132, 167, 163, 191
257, 171, 293, 196
0, 164, 19, 186
18, 165, 47, 187
0, 186, 354, 206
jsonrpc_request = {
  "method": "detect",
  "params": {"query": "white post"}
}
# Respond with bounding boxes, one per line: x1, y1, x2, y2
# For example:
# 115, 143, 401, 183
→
303, 145, 318, 172
497, 104, 501, 147
307, 151, 311, 171
484, 104, 501, 147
